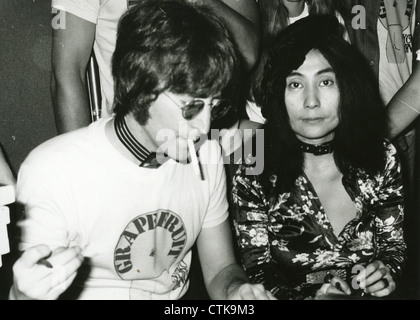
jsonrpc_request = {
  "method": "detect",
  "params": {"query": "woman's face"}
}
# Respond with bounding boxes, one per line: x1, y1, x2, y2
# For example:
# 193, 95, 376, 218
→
284, 49, 340, 145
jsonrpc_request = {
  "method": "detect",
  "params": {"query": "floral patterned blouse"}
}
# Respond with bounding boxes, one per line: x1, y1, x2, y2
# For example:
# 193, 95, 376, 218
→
231, 141, 406, 300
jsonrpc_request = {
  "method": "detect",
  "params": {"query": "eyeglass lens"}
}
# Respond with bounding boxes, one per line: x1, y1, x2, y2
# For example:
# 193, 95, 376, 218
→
183, 100, 231, 120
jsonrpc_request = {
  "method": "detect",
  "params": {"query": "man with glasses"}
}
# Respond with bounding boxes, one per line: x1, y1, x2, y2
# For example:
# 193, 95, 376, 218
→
9, 0, 275, 300
50, 0, 260, 134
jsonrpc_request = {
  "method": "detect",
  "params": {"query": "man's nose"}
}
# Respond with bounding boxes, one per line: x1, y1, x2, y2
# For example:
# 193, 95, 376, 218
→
190, 104, 211, 137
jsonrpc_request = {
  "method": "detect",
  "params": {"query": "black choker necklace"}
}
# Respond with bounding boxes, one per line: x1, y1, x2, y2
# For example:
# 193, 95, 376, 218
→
299, 141, 333, 155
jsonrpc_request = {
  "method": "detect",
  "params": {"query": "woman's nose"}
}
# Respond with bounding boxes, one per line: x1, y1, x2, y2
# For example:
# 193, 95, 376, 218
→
304, 86, 320, 109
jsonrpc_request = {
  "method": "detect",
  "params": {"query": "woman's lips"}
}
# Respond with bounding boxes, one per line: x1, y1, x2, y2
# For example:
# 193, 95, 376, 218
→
302, 117, 324, 122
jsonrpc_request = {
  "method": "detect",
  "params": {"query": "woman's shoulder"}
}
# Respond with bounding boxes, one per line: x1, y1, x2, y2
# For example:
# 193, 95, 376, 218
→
356, 139, 402, 180
348, 139, 398, 178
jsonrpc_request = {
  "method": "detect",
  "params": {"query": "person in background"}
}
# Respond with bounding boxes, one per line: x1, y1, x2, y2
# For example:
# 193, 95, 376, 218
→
342, 0, 418, 208
231, 15, 407, 300
10, 0, 275, 300
50, 0, 260, 134
341, 0, 420, 299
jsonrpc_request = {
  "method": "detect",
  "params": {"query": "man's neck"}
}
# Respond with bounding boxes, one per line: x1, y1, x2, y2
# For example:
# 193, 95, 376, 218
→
124, 113, 156, 152
105, 114, 156, 165
283, 0, 305, 18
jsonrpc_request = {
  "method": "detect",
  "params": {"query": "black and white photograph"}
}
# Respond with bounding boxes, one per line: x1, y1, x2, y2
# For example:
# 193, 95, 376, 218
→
1, 0, 419, 306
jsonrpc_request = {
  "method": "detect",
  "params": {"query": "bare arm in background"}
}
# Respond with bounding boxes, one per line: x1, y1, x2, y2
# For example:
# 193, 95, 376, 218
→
194, 0, 261, 71
386, 61, 420, 139
50, 11, 95, 134
386, 2, 420, 139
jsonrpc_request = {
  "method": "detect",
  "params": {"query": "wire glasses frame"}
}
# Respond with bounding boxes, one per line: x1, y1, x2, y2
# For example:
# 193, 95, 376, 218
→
163, 92, 231, 121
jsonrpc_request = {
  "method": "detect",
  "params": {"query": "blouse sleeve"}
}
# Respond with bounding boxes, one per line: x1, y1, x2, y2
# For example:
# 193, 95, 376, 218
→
230, 165, 289, 298
372, 142, 407, 280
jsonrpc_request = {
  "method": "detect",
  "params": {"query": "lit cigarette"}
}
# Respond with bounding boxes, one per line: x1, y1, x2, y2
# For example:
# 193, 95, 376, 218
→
188, 139, 204, 180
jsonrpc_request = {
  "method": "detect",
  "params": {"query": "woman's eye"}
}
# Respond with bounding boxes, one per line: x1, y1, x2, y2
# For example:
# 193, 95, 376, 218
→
320, 79, 334, 86
288, 82, 302, 89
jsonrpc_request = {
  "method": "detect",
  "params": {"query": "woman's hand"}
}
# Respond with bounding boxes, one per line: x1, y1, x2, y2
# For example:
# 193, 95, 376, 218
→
315, 273, 352, 299
353, 261, 395, 297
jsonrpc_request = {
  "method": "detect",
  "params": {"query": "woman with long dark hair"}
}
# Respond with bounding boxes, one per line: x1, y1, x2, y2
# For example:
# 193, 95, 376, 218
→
245, 0, 349, 123
231, 15, 407, 300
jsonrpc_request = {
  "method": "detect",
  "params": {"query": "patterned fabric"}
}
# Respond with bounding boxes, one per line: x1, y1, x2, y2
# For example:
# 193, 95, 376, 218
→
231, 141, 406, 300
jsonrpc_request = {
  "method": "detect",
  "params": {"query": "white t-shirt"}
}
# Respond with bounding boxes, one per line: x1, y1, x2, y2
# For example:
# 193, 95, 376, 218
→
52, 0, 131, 118
17, 118, 228, 300
288, 1, 310, 24
377, 0, 416, 105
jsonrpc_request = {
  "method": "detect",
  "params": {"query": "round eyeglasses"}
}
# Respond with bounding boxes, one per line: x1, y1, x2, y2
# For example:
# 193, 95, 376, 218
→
163, 92, 231, 121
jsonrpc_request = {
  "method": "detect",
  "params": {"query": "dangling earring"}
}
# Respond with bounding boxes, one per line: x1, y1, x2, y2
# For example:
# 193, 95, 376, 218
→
270, 174, 277, 188
268, 174, 278, 209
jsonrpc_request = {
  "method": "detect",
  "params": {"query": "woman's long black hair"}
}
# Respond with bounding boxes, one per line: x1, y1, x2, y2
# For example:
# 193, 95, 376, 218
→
258, 15, 387, 193
251, 0, 346, 103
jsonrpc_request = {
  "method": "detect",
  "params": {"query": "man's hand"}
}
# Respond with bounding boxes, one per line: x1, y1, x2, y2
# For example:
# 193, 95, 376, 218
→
227, 283, 277, 300
10, 245, 83, 300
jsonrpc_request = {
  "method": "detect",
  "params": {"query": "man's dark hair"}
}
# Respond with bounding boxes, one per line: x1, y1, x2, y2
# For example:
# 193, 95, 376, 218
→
112, 0, 239, 124
259, 14, 387, 192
